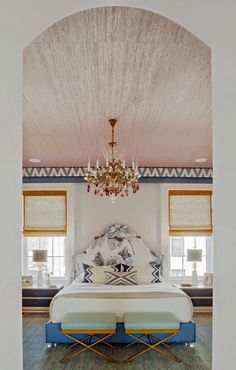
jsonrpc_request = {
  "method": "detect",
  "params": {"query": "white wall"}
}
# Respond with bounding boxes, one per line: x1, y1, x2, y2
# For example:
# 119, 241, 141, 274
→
74, 183, 162, 252
0, 5, 22, 370
2, 1, 236, 369
212, 9, 236, 367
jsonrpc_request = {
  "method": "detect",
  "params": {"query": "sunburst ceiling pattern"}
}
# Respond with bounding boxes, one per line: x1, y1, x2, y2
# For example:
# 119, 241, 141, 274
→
23, 7, 211, 168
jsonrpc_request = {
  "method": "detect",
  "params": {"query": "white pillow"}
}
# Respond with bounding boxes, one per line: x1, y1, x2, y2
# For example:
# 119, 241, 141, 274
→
74, 272, 84, 283
136, 263, 162, 284
72, 253, 88, 278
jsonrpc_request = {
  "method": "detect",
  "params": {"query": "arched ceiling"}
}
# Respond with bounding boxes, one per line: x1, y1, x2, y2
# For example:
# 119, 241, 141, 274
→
23, 6, 211, 168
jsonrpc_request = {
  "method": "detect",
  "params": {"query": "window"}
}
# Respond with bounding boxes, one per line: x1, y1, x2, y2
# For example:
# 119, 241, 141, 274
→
168, 190, 213, 281
22, 190, 67, 282
22, 236, 66, 279
169, 236, 213, 279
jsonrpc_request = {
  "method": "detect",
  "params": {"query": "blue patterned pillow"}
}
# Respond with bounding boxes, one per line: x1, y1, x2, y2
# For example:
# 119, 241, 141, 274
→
112, 263, 161, 284
82, 263, 122, 283
113, 263, 133, 272
81, 262, 161, 284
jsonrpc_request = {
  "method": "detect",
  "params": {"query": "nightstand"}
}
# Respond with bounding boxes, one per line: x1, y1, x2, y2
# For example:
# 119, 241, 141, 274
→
175, 285, 213, 313
22, 285, 63, 314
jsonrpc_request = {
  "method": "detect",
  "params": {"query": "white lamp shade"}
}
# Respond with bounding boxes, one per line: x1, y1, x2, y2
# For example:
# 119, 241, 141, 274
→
187, 249, 202, 262
33, 249, 48, 263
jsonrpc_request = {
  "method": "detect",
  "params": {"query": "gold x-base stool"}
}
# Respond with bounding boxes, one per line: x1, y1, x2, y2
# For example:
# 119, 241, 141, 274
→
60, 329, 117, 363
123, 328, 182, 363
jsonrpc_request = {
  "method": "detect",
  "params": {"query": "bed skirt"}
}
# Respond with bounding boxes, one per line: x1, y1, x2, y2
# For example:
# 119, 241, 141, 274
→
46, 321, 196, 345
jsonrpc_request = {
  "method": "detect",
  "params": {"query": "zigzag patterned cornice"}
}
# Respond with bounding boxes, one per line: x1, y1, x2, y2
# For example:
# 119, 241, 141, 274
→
22, 167, 213, 183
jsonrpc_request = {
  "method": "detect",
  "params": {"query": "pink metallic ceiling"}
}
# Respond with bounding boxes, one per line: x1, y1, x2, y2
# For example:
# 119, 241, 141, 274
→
23, 7, 211, 168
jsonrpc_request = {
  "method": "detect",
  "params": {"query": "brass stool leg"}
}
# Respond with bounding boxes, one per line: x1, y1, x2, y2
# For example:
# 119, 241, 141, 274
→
123, 332, 181, 363
137, 332, 181, 362
123, 334, 146, 348
93, 335, 115, 349
148, 334, 172, 349
60, 333, 117, 363
150, 344, 181, 362
66, 334, 91, 349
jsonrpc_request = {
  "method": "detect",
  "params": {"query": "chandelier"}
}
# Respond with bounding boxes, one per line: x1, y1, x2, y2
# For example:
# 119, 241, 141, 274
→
84, 118, 140, 203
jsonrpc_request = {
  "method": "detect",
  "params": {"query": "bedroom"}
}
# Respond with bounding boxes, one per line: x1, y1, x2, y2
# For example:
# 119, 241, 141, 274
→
0, 0, 236, 370
21, 6, 212, 369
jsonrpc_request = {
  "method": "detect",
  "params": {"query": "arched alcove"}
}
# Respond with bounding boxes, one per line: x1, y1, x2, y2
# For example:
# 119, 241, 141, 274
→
1, 2, 236, 370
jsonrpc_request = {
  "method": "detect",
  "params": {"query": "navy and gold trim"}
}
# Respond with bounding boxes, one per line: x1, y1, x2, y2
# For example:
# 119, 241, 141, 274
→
23, 167, 213, 184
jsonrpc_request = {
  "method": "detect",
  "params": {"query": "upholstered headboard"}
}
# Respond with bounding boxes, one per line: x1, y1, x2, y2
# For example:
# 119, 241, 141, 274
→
72, 224, 162, 277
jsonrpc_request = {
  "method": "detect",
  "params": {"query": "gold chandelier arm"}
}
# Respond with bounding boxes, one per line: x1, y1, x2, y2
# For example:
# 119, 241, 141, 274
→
85, 118, 140, 201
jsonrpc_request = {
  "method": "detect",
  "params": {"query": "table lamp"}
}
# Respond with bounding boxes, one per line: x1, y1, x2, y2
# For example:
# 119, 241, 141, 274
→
187, 248, 202, 286
33, 249, 48, 287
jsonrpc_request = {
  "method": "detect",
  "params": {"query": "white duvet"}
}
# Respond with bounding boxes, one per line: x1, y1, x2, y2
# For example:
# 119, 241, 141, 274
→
50, 281, 193, 323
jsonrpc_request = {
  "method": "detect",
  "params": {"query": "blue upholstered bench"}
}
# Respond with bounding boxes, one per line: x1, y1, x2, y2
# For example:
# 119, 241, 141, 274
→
60, 312, 117, 363
123, 312, 182, 363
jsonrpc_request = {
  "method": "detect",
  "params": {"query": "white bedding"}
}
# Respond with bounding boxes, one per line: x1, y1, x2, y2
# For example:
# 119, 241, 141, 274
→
50, 281, 193, 323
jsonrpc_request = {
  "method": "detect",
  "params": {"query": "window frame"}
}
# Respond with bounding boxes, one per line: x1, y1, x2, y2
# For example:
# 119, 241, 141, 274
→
168, 235, 213, 283
22, 235, 67, 284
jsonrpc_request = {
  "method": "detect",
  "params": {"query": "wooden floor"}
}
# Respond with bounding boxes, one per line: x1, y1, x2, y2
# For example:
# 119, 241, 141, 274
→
23, 314, 212, 370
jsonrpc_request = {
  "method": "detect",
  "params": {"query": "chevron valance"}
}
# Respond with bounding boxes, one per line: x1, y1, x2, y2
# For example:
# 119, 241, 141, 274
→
23, 167, 212, 184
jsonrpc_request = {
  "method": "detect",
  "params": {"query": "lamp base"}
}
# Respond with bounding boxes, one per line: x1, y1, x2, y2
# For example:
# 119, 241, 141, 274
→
192, 269, 198, 286
37, 270, 43, 287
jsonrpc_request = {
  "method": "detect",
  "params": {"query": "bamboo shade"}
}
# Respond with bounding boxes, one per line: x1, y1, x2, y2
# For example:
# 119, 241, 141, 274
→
168, 190, 213, 236
23, 191, 67, 236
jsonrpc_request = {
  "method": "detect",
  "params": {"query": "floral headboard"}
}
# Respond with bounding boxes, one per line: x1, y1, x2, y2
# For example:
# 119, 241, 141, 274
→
73, 224, 162, 276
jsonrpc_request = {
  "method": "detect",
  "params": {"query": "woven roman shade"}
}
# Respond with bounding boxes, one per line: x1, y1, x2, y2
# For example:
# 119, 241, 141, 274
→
168, 190, 213, 236
23, 191, 67, 236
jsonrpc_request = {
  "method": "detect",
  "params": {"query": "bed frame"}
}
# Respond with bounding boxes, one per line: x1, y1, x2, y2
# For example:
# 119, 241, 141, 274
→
46, 321, 196, 347
46, 225, 196, 347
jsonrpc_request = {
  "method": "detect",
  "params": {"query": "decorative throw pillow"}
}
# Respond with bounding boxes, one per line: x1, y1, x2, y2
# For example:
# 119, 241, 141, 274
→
72, 254, 133, 280
110, 263, 161, 284
136, 263, 162, 284
72, 253, 88, 278
114, 263, 134, 272
105, 270, 138, 285
82, 263, 122, 283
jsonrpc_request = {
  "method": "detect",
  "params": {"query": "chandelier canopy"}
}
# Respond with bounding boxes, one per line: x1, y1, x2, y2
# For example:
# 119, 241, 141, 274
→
84, 118, 140, 203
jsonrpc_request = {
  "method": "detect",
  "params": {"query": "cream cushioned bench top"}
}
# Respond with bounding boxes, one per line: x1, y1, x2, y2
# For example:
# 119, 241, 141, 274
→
61, 312, 116, 331
124, 312, 180, 330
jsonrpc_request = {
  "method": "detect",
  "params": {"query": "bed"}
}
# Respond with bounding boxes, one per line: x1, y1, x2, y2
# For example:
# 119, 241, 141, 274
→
46, 224, 196, 346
